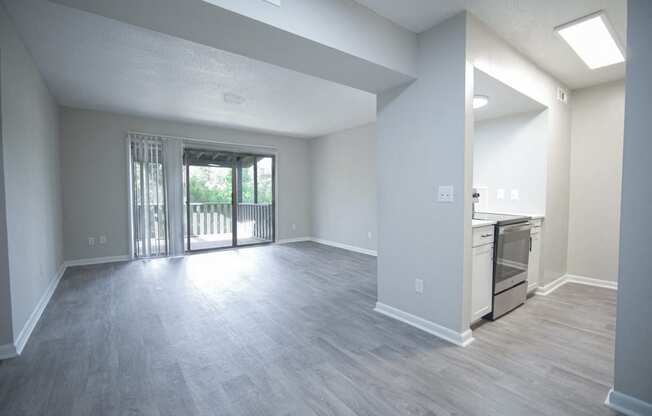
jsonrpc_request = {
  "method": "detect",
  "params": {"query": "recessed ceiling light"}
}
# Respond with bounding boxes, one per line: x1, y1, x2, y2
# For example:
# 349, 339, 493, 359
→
555, 11, 625, 70
473, 95, 489, 109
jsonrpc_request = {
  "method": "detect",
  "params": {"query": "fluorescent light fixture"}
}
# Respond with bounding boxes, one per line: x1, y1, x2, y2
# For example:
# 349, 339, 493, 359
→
473, 95, 489, 109
555, 11, 625, 70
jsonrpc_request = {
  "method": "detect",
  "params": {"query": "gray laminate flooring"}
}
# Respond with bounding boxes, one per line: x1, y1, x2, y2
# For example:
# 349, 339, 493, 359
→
0, 242, 617, 415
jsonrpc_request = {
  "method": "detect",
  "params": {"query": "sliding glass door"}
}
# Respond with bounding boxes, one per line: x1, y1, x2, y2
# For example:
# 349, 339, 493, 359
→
184, 149, 275, 251
236, 155, 275, 246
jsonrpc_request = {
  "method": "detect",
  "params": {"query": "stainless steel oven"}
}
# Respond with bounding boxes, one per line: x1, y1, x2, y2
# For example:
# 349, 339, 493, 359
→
474, 212, 532, 320
494, 221, 531, 294
489, 218, 531, 319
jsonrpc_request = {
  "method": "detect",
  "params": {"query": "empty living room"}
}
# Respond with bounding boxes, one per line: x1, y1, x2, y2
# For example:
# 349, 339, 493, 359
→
1, 0, 651, 415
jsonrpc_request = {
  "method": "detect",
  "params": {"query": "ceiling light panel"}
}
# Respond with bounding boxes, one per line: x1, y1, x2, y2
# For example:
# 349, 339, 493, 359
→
473, 95, 489, 109
555, 11, 625, 70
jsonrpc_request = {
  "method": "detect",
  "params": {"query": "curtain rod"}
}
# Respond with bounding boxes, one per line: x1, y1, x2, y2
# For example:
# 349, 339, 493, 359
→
126, 130, 278, 151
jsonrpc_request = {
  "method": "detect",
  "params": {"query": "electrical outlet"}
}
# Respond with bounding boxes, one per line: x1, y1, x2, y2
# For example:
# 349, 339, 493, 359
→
291, 223, 297, 231
511, 189, 520, 200
557, 87, 568, 104
88, 237, 96, 247
415, 279, 424, 294
367, 231, 372, 239
99, 235, 107, 245
497, 189, 505, 200
437, 185, 454, 203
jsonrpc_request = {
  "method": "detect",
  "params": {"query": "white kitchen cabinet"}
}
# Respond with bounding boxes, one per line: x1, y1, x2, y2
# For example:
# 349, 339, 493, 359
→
527, 219, 543, 293
472, 242, 493, 322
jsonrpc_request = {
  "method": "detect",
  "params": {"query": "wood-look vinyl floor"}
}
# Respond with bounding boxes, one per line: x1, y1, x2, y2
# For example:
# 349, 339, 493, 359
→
0, 242, 617, 415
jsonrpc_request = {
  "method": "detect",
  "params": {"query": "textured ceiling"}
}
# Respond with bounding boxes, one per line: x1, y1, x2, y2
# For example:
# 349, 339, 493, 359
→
355, 0, 627, 89
474, 68, 546, 122
5, 0, 376, 138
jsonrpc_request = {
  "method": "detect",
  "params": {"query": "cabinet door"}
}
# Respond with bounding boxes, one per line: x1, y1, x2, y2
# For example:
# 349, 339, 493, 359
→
472, 243, 493, 322
528, 233, 542, 292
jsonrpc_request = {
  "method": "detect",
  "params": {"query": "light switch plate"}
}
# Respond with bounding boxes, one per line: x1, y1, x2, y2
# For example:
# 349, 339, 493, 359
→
437, 185, 454, 203
497, 189, 505, 200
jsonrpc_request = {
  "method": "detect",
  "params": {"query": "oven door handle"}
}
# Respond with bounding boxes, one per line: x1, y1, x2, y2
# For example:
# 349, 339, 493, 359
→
500, 224, 532, 234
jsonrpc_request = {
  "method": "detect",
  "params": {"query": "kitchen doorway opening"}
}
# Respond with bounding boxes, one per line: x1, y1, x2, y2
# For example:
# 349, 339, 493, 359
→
183, 149, 275, 252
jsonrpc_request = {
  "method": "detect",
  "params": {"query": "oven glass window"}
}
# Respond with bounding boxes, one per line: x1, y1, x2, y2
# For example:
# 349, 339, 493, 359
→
495, 225, 530, 288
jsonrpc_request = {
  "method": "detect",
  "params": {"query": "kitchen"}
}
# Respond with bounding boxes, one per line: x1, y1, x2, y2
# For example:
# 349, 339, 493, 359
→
470, 67, 548, 325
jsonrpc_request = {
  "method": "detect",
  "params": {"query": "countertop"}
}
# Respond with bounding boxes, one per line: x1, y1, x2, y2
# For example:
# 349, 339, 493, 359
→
472, 219, 497, 228
472, 214, 545, 228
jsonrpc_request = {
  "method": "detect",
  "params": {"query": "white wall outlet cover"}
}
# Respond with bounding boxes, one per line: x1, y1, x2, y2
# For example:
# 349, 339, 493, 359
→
437, 185, 455, 203
291, 223, 297, 231
497, 189, 505, 200
415, 279, 424, 294
510, 189, 520, 200
367, 231, 373, 239
557, 87, 568, 104
99, 235, 107, 244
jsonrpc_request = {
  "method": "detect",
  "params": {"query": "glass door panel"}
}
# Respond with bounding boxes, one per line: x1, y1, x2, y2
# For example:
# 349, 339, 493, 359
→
185, 160, 235, 251
236, 156, 275, 246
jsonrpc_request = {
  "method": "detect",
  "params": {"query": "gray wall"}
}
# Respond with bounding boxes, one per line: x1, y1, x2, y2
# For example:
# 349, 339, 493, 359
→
613, 0, 652, 406
310, 123, 377, 252
377, 13, 469, 333
474, 111, 548, 215
60, 107, 311, 261
567, 81, 625, 283
1, 3, 63, 343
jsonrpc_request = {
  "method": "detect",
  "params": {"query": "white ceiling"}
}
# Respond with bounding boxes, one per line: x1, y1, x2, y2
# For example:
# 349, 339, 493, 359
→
354, 0, 627, 89
5, 0, 376, 138
474, 68, 546, 122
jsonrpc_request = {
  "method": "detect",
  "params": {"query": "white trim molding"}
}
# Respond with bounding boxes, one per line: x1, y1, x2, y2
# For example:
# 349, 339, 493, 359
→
64, 255, 131, 268
276, 237, 378, 257
566, 274, 618, 290
14, 263, 66, 356
310, 238, 378, 257
536, 274, 568, 296
0, 343, 17, 360
536, 274, 617, 296
374, 302, 474, 347
606, 388, 652, 416
276, 237, 311, 244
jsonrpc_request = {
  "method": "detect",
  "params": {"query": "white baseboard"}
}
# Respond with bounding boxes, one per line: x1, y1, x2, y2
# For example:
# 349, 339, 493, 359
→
374, 302, 474, 347
566, 274, 618, 290
276, 237, 311, 244
606, 388, 652, 416
13, 263, 66, 356
64, 255, 131, 267
311, 237, 378, 257
0, 343, 17, 360
535, 274, 568, 296
536, 274, 617, 296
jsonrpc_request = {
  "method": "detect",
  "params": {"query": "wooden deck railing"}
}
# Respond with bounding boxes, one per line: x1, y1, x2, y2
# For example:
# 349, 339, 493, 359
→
135, 202, 274, 243
187, 202, 273, 241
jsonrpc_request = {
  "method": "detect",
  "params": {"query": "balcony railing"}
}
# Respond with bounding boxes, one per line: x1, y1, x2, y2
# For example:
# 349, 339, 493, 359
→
134, 202, 274, 254
187, 202, 274, 241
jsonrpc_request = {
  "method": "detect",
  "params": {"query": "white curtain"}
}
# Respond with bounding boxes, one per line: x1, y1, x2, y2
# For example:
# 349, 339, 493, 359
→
128, 134, 184, 258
